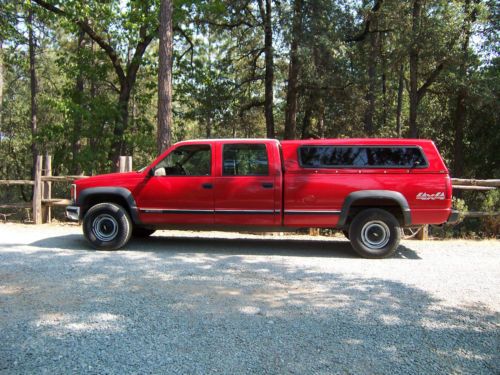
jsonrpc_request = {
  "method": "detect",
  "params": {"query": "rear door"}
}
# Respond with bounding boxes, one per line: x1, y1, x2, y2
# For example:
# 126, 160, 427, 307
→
214, 142, 277, 226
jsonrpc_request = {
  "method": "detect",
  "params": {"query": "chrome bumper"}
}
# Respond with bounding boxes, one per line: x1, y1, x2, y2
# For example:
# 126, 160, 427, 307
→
66, 206, 80, 221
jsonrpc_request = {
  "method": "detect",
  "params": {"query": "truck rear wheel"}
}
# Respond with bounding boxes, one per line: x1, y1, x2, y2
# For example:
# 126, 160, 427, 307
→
348, 208, 401, 259
83, 203, 132, 250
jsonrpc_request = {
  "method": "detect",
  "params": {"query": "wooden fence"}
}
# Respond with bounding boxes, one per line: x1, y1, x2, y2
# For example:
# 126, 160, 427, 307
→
0, 156, 498, 227
0, 155, 132, 224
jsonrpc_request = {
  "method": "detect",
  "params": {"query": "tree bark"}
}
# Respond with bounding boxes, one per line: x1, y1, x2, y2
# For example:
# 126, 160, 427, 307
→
0, 39, 3, 135
258, 0, 275, 138
363, 19, 379, 136
301, 104, 312, 139
72, 29, 85, 174
396, 64, 404, 137
28, 7, 38, 179
409, 0, 421, 138
157, 0, 173, 154
284, 0, 302, 140
452, 0, 478, 178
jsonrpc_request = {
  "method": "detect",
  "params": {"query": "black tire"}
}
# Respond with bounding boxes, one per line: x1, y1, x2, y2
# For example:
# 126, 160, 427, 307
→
348, 208, 401, 259
342, 230, 350, 240
132, 227, 156, 238
83, 203, 132, 250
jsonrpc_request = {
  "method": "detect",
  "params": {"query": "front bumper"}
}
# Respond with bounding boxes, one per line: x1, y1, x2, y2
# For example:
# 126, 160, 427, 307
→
446, 209, 460, 225
66, 206, 80, 221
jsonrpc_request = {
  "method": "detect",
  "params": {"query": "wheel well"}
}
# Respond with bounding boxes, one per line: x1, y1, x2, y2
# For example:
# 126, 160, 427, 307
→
82, 194, 131, 219
345, 199, 405, 227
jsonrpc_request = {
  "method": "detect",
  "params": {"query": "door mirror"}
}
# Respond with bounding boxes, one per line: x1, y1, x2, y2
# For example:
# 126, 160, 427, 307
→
154, 167, 166, 177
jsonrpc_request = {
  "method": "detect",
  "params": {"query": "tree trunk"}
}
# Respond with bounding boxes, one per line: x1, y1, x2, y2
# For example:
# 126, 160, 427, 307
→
258, 0, 275, 138
409, 0, 421, 138
72, 29, 85, 174
28, 8, 38, 179
396, 64, 404, 137
452, 0, 478, 178
0, 39, 3, 134
157, 0, 173, 154
363, 18, 379, 135
301, 104, 312, 139
109, 85, 131, 168
284, 0, 302, 140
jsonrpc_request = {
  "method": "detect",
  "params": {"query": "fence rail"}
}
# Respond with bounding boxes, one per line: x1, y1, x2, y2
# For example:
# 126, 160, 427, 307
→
0, 159, 497, 226
0, 155, 132, 224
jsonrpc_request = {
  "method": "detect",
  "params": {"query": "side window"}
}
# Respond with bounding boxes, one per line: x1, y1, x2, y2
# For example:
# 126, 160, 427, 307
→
223, 144, 269, 176
154, 145, 211, 176
299, 146, 427, 168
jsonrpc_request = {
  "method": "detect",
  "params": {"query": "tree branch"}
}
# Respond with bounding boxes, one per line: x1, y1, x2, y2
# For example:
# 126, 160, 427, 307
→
32, 0, 126, 84
417, 62, 444, 102
239, 99, 265, 115
346, 0, 384, 42
174, 25, 194, 64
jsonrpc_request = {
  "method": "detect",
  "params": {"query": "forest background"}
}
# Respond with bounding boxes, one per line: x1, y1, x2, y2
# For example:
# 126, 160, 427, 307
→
0, 0, 498, 236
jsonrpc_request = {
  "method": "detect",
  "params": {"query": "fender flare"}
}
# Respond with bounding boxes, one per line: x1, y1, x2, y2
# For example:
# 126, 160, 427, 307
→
338, 190, 411, 227
76, 187, 141, 224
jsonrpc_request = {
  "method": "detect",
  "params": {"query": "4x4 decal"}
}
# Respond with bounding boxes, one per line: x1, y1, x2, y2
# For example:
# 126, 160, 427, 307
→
416, 192, 445, 201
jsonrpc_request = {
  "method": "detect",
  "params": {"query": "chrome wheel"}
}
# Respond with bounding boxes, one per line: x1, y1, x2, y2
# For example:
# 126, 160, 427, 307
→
92, 214, 119, 242
360, 220, 390, 249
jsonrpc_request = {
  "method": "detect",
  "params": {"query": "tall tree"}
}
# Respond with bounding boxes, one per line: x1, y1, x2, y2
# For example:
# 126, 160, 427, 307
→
33, 0, 157, 170
284, 0, 303, 140
395, 63, 404, 137
28, 5, 38, 177
257, 0, 275, 138
408, 0, 445, 138
0, 39, 4, 136
452, 0, 479, 177
72, 29, 85, 174
157, 0, 173, 153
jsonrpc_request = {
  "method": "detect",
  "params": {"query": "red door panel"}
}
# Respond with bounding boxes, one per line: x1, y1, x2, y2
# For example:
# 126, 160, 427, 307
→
213, 142, 278, 226
133, 176, 214, 224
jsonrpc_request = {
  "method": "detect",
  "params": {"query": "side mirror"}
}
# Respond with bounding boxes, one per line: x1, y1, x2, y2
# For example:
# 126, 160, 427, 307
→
154, 167, 166, 177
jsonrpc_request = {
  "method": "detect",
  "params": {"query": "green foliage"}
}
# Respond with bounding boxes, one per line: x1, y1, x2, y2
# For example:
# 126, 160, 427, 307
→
0, 0, 498, 235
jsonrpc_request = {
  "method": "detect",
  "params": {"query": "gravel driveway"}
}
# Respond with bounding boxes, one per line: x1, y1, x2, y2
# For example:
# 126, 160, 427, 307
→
0, 223, 499, 374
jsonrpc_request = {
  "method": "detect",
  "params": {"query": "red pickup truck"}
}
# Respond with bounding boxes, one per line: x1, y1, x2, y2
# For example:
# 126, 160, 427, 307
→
66, 138, 458, 258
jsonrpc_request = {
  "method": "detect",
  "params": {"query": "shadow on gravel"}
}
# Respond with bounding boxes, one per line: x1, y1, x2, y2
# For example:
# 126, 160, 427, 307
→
0, 234, 497, 374
27, 233, 421, 259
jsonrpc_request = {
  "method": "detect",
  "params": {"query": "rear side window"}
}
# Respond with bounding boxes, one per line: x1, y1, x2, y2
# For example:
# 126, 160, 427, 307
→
299, 146, 427, 168
223, 144, 269, 176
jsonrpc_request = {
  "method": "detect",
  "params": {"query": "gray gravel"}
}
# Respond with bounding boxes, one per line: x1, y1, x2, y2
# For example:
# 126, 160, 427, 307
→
0, 223, 499, 374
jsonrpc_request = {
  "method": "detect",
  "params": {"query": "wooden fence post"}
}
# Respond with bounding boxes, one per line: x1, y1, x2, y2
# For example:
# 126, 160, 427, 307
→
416, 225, 429, 240
126, 156, 133, 172
32, 155, 43, 224
119, 156, 126, 173
42, 154, 52, 223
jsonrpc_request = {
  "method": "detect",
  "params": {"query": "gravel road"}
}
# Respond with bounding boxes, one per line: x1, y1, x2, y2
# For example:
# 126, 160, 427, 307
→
0, 223, 499, 374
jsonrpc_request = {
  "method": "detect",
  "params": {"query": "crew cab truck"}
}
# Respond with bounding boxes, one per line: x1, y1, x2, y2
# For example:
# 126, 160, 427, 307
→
66, 138, 459, 258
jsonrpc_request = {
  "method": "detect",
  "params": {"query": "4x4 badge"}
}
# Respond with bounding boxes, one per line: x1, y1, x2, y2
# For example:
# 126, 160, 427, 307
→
416, 192, 445, 200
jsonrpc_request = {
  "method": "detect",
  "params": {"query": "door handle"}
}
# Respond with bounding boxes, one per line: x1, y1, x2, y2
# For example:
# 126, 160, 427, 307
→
202, 183, 213, 189
262, 182, 273, 188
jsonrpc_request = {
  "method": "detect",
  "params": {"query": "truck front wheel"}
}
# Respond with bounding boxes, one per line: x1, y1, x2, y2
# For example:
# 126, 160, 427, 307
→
348, 208, 401, 259
83, 203, 132, 250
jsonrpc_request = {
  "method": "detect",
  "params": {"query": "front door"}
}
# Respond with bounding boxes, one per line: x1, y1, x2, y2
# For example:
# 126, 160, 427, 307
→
134, 144, 214, 225
214, 142, 277, 226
